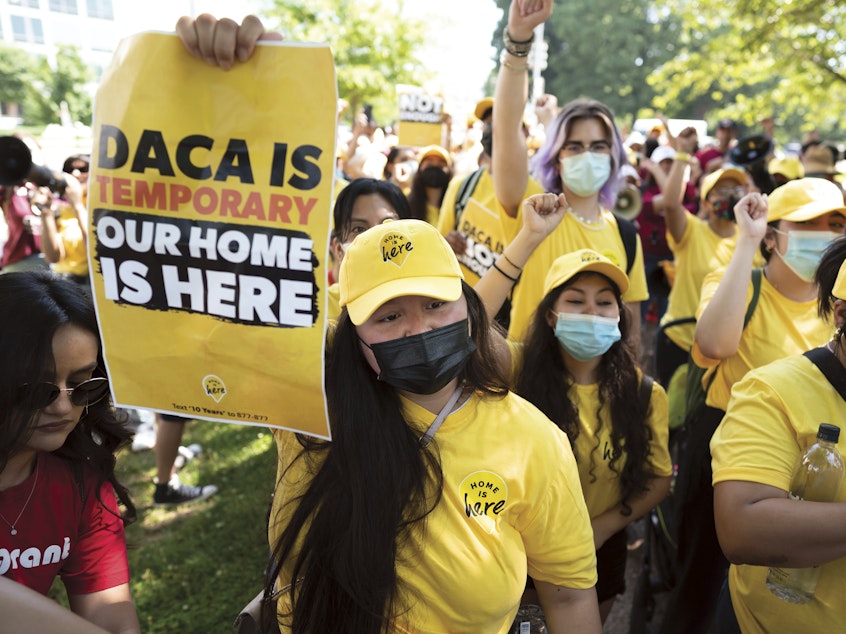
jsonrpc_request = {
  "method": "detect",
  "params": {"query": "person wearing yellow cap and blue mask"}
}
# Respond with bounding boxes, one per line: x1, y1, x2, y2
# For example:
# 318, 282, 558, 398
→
661, 177, 846, 634
710, 235, 846, 634
474, 243, 671, 624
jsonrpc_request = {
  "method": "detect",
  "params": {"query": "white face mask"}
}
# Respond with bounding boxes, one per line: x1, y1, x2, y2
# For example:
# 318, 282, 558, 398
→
339, 241, 354, 255
559, 152, 612, 197
774, 229, 839, 282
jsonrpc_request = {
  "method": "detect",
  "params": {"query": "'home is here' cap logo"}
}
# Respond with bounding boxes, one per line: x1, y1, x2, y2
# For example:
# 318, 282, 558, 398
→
380, 230, 413, 267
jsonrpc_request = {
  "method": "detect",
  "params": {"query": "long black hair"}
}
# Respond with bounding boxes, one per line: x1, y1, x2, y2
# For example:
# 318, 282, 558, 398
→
515, 273, 652, 515
266, 281, 508, 632
406, 164, 452, 223
0, 271, 136, 523
332, 178, 412, 242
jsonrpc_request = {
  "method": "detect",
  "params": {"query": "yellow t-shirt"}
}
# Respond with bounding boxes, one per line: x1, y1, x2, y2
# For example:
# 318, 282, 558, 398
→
269, 391, 597, 633
425, 202, 440, 227
437, 168, 543, 286
570, 380, 672, 518
693, 271, 830, 411
660, 217, 734, 351
502, 210, 650, 341
508, 340, 672, 517
51, 204, 88, 276
711, 353, 846, 634
712, 231, 767, 270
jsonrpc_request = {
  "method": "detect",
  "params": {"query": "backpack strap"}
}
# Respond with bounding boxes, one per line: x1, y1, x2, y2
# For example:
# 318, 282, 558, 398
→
804, 346, 846, 402
744, 268, 763, 327
453, 167, 486, 230
614, 213, 637, 275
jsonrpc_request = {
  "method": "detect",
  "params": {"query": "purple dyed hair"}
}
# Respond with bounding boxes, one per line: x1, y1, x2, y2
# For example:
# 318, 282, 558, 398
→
530, 98, 630, 209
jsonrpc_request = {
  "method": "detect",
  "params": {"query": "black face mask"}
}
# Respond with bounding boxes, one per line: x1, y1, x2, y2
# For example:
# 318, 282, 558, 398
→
419, 166, 451, 190
362, 319, 476, 395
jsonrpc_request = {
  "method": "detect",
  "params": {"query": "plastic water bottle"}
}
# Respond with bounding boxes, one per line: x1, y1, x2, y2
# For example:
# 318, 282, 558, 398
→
509, 604, 547, 634
766, 423, 844, 604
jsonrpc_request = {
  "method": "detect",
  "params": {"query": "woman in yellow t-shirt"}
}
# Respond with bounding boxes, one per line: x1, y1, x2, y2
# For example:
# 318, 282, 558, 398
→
662, 179, 846, 634
710, 236, 846, 634
474, 196, 671, 624
492, 1, 649, 343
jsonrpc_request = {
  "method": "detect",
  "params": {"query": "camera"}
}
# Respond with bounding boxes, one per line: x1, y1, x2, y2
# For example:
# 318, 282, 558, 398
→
0, 135, 67, 195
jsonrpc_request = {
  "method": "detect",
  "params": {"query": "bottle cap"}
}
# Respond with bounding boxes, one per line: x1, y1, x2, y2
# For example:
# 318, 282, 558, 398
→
817, 423, 840, 443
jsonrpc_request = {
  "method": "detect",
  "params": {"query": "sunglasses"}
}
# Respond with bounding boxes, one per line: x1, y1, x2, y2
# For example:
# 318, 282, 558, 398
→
18, 377, 110, 410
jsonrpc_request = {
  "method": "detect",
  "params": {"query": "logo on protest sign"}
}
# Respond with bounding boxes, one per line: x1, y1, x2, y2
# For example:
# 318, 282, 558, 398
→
203, 375, 227, 403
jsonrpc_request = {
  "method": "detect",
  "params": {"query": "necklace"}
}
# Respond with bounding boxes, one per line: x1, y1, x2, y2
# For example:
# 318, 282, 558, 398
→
569, 207, 606, 229
0, 459, 38, 536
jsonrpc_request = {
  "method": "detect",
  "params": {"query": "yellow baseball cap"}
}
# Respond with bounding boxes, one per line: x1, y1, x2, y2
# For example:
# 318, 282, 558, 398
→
474, 97, 494, 121
543, 249, 629, 297
833, 258, 846, 301
339, 219, 464, 325
767, 177, 846, 223
700, 167, 748, 201
417, 145, 451, 167
768, 156, 804, 181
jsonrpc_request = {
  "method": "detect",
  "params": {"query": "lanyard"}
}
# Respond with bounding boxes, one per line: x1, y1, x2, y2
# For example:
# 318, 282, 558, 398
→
419, 386, 464, 448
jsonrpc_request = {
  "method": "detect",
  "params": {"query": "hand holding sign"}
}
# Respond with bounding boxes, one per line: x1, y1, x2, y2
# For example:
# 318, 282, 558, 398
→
175, 14, 283, 68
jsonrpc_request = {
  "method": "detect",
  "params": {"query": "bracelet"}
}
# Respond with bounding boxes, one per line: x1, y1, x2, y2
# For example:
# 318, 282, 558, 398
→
501, 57, 529, 72
674, 152, 691, 162
502, 253, 522, 270
491, 260, 520, 283
503, 29, 535, 57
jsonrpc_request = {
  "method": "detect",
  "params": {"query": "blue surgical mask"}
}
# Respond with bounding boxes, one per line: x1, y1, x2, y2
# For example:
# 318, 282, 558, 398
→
776, 230, 839, 283
560, 152, 612, 197
553, 312, 621, 361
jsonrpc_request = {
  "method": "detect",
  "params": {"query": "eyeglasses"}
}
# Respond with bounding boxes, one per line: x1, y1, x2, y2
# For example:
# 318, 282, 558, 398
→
72, 164, 89, 173
560, 140, 612, 155
711, 186, 747, 199
18, 377, 110, 410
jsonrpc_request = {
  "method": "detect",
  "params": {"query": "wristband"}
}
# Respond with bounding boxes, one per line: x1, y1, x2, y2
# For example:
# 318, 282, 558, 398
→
500, 53, 529, 72
674, 152, 691, 162
503, 29, 535, 58
492, 261, 520, 283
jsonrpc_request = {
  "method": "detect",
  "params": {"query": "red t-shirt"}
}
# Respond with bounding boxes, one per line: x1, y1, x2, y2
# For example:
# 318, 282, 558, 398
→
0, 452, 129, 596
1, 187, 40, 268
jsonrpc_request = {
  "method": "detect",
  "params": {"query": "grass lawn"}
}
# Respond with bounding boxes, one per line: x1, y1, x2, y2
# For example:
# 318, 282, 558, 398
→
52, 420, 279, 633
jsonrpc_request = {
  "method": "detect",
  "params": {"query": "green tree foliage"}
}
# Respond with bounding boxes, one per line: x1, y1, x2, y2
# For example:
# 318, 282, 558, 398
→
30, 45, 94, 126
0, 43, 37, 107
264, 0, 430, 126
649, 0, 846, 141
0, 44, 93, 128
492, 0, 682, 124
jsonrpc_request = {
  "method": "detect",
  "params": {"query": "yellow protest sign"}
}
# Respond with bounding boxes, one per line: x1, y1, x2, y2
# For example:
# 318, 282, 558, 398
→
89, 33, 335, 438
397, 86, 445, 147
